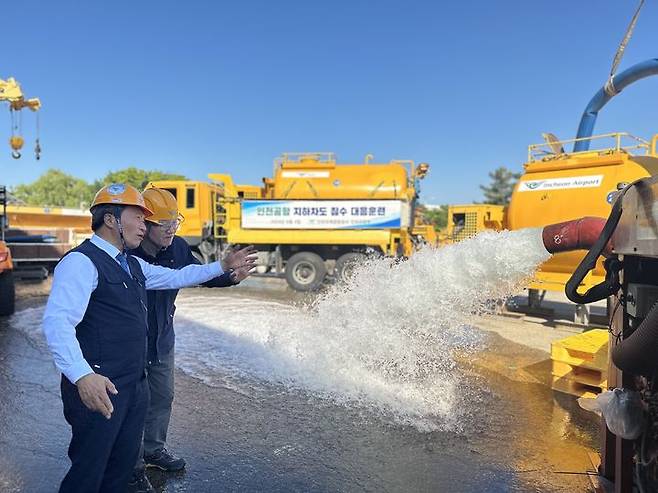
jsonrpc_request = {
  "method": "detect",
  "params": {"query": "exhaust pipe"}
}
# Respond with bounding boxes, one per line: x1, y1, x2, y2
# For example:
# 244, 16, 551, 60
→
541, 217, 611, 255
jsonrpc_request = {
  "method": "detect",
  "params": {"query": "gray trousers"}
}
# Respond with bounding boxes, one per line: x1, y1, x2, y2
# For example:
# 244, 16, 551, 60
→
135, 349, 175, 471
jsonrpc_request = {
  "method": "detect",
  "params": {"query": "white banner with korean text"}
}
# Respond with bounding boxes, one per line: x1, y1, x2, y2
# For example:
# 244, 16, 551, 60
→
241, 200, 406, 229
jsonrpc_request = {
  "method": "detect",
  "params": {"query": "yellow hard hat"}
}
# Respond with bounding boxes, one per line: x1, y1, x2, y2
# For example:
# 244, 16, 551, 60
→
142, 187, 184, 224
90, 183, 153, 216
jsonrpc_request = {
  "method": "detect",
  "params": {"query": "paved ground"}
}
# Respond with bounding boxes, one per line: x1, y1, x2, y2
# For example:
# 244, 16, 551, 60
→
0, 280, 600, 492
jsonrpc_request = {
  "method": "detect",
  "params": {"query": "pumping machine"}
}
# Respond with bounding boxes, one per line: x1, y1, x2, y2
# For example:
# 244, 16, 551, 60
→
532, 20, 658, 482
528, 47, 658, 489
540, 176, 658, 492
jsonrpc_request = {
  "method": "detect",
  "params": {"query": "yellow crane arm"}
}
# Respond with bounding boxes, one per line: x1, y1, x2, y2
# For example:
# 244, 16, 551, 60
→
0, 77, 41, 111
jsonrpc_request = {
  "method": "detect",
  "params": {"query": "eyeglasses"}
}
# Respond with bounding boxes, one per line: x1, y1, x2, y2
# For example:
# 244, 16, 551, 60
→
155, 216, 184, 232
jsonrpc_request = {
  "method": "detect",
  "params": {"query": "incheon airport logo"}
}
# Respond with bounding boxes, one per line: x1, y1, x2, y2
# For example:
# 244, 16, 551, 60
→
524, 181, 544, 190
519, 175, 603, 192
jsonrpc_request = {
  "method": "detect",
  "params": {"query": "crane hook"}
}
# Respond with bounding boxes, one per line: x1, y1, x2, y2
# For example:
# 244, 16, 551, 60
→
9, 135, 24, 159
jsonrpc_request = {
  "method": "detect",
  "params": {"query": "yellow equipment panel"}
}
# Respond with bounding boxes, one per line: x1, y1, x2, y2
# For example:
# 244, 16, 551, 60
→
445, 204, 505, 242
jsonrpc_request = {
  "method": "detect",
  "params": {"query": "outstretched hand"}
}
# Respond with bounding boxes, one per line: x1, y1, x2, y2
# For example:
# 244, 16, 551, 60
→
221, 245, 258, 271
230, 266, 256, 283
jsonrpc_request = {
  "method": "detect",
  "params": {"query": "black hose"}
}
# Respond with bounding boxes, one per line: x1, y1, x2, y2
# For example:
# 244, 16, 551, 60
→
565, 178, 647, 304
612, 299, 658, 377
565, 196, 623, 304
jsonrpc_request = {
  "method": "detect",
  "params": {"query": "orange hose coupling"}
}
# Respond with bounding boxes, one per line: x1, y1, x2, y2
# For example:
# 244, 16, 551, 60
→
542, 217, 612, 255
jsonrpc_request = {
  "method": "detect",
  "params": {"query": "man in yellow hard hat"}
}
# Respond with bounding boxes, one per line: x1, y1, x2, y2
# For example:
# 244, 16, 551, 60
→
41, 183, 256, 493
127, 187, 255, 492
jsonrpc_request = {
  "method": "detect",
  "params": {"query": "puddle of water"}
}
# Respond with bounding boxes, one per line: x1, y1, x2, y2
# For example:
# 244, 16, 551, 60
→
464, 330, 599, 492
7, 227, 603, 491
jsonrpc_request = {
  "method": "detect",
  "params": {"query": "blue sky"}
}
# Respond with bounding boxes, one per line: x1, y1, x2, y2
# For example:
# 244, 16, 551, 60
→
3, 1, 658, 204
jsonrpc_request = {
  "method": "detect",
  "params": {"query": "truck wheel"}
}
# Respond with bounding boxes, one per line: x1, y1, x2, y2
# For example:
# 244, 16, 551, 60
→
0, 271, 15, 316
285, 252, 326, 291
335, 252, 366, 283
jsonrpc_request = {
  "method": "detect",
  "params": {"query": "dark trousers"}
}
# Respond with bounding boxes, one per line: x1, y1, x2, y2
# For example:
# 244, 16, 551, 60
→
59, 375, 149, 493
135, 349, 175, 471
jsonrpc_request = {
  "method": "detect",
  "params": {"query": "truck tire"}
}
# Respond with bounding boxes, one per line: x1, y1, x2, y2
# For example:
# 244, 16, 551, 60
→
285, 252, 326, 291
0, 271, 15, 316
335, 252, 366, 284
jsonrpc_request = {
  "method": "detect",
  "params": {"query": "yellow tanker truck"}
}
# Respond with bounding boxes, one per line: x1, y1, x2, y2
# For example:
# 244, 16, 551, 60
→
152, 152, 435, 291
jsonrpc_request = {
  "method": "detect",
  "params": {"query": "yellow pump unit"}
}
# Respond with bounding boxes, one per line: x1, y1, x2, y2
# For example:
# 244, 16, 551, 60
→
511, 55, 658, 296
507, 132, 658, 293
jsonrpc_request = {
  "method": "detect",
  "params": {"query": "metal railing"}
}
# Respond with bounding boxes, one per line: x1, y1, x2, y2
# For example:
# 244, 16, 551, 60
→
273, 152, 336, 173
528, 132, 653, 163
273, 153, 418, 189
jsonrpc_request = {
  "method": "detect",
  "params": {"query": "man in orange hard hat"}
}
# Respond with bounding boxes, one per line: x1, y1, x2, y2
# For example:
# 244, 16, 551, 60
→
127, 186, 255, 492
42, 183, 256, 493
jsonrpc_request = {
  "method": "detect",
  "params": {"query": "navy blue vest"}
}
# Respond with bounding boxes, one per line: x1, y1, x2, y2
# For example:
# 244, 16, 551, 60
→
130, 235, 235, 364
66, 240, 148, 387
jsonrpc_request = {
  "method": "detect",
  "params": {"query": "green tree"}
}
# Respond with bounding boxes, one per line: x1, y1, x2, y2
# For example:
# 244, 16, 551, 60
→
418, 204, 449, 231
12, 166, 189, 208
12, 169, 94, 208
480, 166, 521, 205
93, 167, 187, 190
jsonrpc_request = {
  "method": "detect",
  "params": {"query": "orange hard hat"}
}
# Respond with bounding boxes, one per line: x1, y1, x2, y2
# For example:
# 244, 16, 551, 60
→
90, 183, 153, 216
142, 187, 184, 224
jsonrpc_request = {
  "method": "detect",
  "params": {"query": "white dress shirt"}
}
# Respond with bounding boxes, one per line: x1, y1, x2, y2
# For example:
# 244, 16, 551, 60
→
42, 234, 223, 384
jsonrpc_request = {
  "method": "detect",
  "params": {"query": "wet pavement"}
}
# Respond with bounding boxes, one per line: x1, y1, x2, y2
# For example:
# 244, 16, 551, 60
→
0, 279, 599, 492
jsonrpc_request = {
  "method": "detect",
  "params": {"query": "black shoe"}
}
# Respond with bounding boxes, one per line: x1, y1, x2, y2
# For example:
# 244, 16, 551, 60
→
144, 448, 186, 472
127, 470, 155, 493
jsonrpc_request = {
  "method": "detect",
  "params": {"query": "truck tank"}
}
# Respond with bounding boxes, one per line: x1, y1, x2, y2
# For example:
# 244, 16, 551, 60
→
265, 153, 413, 200
507, 133, 658, 293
